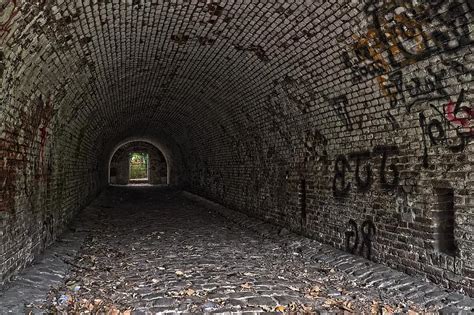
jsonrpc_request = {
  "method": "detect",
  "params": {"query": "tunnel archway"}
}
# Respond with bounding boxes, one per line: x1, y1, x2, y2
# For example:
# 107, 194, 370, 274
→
0, 0, 473, 295
108, 140, 169, 185
106, 136, 184, 187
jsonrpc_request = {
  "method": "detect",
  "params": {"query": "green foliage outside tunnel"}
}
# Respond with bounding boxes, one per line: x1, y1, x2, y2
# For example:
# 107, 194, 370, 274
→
129, 152, 148, 180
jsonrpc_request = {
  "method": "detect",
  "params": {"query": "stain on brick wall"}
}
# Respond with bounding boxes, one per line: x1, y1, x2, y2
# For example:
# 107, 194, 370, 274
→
0, 0, 472, 294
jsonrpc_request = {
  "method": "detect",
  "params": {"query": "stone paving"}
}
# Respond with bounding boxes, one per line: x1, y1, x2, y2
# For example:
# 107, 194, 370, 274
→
0, 186, 473, 314
0, 225, 86, 313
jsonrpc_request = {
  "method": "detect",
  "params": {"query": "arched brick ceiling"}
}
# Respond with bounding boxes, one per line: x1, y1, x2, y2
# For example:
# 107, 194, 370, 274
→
2, 0, 345, 170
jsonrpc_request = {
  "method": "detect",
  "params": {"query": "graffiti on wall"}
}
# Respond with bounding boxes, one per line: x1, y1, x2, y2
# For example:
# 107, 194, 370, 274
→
333, 145, 399, 197
328, 94, 361, 131
0, 0, 20, 42
340, 0, 473, 169
344, 0, 474, 83
0, 95, 55, 212
344, 219, 376, 260
443, 89, 473, 136
418, 88, 473, 167
341, 0, 474, 126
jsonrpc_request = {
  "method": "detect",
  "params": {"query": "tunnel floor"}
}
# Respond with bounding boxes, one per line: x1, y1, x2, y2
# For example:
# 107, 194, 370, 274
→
1, 186, 473, 314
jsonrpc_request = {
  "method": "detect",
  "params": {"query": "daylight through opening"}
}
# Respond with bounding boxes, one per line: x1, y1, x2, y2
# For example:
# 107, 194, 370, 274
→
109, 141, 169, 186
129, 152, 149, 182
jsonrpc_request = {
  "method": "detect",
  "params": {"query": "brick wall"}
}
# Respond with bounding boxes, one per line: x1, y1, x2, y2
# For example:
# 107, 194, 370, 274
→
0, 0, 472, 294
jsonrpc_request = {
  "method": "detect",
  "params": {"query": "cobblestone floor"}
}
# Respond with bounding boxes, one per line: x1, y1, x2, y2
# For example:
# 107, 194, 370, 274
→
1, 186, 473, 314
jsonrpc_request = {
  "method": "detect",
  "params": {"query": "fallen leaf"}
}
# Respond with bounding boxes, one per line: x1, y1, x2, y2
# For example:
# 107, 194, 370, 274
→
108, 307, 120, 315
383, 305, 395, 315
275, 305, 286, 312
308, 285, 321, 297
302, 304, 314, 312
183, 288, 195, 296
323, 298, 336, 307
339, 301, 354, 312
288, 302, 298, 311
371, 301, 380, 315
94, 299, 103, 306
240, 282, 252, 289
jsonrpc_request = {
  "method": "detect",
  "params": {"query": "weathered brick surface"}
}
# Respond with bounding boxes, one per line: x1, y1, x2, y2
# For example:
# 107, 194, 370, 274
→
0, 0, 473, 294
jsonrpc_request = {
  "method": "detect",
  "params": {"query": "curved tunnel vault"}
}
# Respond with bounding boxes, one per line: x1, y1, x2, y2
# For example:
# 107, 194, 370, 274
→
0, 0, 473, 294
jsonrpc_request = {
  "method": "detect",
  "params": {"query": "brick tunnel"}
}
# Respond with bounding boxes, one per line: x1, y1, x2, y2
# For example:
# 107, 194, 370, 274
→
1, 0, 474, 313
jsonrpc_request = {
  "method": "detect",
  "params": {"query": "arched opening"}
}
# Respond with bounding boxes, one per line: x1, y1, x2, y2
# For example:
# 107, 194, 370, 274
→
108, 141, 168, 185
129, 152, 149, 183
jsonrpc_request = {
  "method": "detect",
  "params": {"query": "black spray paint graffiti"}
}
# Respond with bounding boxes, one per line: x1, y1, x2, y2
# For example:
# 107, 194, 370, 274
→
350, 150, 372, 192
443, 59, 474, 83
333, 155, 351, 196
342, 0, 474, 129
344, 219, 376, 260
385, 111, 400, 130
333, 145, 399, 197
388, 66, 449, 112
418, 89, 473, 167
341, 51, 386, 84
373, 146, 400, 190
329, 94, 358, 131
362, 0, 474, 69
443, 88, 474, 136
382, 70, 404, 109
381, 60, 472, 132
